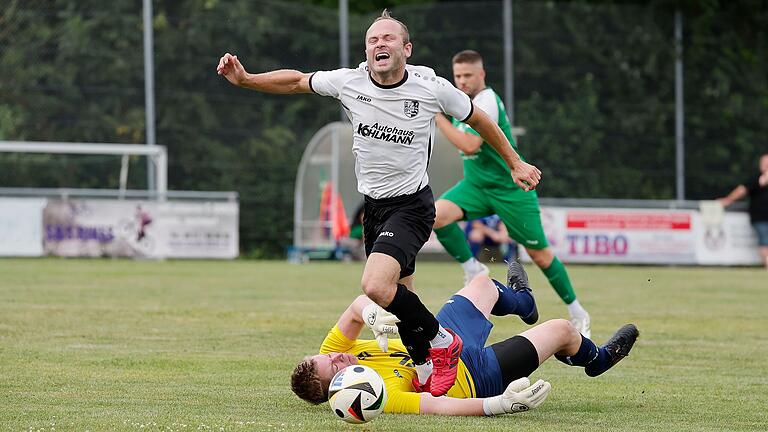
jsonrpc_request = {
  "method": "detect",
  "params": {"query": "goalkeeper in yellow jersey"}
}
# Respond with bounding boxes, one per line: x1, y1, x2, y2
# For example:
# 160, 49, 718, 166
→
290, 261, 639, 416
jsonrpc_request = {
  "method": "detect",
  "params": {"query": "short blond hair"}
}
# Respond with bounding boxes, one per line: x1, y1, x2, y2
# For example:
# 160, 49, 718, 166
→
372, 9, 410, 44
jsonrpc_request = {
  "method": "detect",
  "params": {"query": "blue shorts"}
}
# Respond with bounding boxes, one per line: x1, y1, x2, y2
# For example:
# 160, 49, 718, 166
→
753, 222, 768, 246
436, 295, 504, 398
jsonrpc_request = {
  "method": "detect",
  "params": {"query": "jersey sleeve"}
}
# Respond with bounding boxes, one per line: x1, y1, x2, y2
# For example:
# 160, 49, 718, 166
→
473, 90, 499, 124
384, 390, 422, 414
319, 324, 355, 354
309, 68, 352, 99
451, 90, 498, 138
434, 76, 474, 122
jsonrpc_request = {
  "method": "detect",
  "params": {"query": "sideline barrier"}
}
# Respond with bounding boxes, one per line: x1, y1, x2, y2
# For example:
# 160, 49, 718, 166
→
0, 198, 46, 257
421, 205, 762, 266
0, 197, 238, 259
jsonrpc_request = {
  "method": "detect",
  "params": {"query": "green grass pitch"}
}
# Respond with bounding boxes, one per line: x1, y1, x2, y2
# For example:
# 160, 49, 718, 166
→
1, 258, 766, 431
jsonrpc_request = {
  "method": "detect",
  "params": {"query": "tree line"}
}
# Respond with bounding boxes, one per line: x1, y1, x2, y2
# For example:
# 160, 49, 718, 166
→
0, 0, 765, 256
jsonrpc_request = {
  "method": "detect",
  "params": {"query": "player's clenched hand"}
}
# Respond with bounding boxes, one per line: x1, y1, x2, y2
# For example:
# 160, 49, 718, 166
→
510, 160, 542, 192
216, 53, 247, 86
483, 377, 551, 415
361, 303, 399, 353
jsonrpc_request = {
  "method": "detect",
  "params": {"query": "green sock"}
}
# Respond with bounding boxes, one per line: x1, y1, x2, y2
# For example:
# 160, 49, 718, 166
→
541, 257, 577, 304
434, 223, 473, 263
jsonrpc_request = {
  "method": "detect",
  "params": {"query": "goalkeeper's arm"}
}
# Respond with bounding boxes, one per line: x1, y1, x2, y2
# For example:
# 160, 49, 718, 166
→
418, 377, 551, 416
329, 295, 400, 353
333, 295, 373, 341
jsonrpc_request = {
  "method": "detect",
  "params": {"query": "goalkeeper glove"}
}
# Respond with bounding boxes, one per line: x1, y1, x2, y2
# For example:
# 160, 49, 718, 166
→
482, 377, 551, 416
361, 302, 399, 352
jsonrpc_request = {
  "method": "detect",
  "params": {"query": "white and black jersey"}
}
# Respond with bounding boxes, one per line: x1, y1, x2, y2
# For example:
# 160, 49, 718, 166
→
310, 62, 474, 199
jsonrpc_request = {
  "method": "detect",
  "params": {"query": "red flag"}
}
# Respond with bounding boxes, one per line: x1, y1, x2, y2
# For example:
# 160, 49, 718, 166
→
319, 182, 350, 241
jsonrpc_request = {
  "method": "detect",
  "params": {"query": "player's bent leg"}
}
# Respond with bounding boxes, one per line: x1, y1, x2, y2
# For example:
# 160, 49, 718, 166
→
433, 199, 488, 283
433, 199, 465, 229
490, 260, 538, 324
518, 319, 580, 365
527, 246, 555, 269
398, 274, 415, 291
362, 253, 438, 360
488, 335, 541, 387
363, 254, 462, 396
361, 252, 402, 306
434, 221, 474, 263
454, 275, 500, 319
546, 321, 640, 377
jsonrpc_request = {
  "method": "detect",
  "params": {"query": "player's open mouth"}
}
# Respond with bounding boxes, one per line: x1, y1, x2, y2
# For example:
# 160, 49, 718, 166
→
375, 52, 390, 61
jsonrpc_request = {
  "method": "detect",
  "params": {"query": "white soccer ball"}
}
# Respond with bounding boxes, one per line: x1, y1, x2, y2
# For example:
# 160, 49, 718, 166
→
328, 364, 387, 424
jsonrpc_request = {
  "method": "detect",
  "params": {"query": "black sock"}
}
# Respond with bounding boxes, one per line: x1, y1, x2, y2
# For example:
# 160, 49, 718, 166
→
384, 284, 440, 343
396, 321, 430, 365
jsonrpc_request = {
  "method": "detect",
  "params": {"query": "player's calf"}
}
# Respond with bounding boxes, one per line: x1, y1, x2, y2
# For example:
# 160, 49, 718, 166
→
555, 323, 640, 377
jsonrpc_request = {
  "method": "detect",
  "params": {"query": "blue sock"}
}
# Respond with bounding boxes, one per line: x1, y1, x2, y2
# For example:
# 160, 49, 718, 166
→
556, 335, 612, 375
469, 240, 482, 257
490, 279, 535, 318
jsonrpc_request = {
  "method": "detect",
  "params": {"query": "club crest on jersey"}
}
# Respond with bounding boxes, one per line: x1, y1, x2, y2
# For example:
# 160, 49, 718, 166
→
403, 100, 420, 118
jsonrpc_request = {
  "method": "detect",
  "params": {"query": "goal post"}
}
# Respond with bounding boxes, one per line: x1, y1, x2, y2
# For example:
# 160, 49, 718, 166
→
0, 141, 168, 200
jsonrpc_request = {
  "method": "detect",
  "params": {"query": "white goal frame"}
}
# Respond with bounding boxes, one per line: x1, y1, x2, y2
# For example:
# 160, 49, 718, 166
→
0, 141, 167, 200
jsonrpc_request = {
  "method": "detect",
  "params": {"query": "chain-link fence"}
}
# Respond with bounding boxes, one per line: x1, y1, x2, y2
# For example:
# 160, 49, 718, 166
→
1, 0, 766, 255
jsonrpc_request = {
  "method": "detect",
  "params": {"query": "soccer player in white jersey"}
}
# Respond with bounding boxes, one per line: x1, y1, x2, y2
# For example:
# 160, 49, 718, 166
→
217, 10, 541, 397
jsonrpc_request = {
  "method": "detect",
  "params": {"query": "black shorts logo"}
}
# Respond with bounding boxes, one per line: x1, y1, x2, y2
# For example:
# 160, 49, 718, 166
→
404, 100, 420, 118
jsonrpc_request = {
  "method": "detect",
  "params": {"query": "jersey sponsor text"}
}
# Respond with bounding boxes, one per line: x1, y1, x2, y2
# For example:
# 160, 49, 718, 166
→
357, 122, 415, 145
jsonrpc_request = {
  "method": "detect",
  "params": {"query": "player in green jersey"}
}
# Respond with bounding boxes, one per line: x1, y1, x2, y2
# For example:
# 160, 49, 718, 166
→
433, 50, 591, 337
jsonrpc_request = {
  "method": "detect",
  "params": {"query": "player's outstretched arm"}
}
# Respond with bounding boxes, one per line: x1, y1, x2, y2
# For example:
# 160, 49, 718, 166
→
216, 53, 312, 94
335, 295, 399, 348
718, 184, 747, 207
435, 114, 483, 154
465, 108, 541, 191
418, 377, 551, 416
419, 394, 485, 416
333, 295, 371, 340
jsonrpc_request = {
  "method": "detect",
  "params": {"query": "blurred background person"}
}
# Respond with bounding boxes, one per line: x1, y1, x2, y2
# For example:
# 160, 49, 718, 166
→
465, 215, 518, 263
718, 153, 768, 269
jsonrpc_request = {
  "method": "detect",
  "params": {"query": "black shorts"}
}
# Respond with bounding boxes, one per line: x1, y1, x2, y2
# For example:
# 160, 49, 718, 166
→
490, 335, 540, 388
363, 186, 435, 279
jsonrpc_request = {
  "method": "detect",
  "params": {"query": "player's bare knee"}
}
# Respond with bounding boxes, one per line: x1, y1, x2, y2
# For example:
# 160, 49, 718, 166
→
361, 278, 391, 305
433, 213, 451, 229
560, 318, 583, 344
433, 200, 462, 229
528, 248, 554, 268
548, 319, 578, 342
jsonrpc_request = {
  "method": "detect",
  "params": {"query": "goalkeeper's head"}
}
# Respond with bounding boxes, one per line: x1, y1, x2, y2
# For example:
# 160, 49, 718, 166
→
290, 352, 358, 404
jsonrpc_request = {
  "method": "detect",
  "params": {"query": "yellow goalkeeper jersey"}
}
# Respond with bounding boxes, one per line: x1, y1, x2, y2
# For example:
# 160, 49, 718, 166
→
319, 325, 476, 414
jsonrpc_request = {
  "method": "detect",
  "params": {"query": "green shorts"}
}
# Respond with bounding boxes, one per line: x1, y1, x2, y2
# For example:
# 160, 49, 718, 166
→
440, 180, 549, 250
